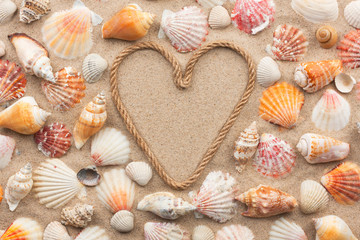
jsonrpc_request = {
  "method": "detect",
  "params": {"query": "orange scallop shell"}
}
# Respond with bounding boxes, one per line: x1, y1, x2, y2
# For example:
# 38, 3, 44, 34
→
0, 185, 3, 203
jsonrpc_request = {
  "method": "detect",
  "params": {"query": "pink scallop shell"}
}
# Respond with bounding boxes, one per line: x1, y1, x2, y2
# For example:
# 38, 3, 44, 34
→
337, 29, 360, 69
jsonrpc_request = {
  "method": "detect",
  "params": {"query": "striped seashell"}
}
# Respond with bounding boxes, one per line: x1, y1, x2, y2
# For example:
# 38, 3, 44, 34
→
269, 218, 308, 240
82, 53, 108, 83
0, 218, 42, 240
75, 226, 109, 240
20, 0, 51, 23
0, 134, 15, 170
314, 215, 358, 240
196, 0, 227, 8
335, 73, 356, 93
256, 56, 281, 88
316, 25, 338, 49
110, 210, 134, 233
192, 225, 214, 240
208, 6, 230, 29
0, 0, 17, 24
43, 221, 72, 240
291, 0, 338, 23
344, 1, 360, 29
126, 161, 152, 186
144, 222, 190, 240
216, 224, 254, 240
300, 180, 329, 214
61, 203, 94, 228
337, 30, 360, 69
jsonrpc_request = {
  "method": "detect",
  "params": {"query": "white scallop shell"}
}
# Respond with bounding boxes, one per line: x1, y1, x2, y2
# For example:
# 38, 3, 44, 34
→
208, 6, 230, 29
344, 1, 360, 29
0, 0, 17, 24
291, 0, 339, 23
75, 226, 109, 240
300, 180, 329, 214
144, 222, 190, 240
0, 40, 5, 57
110, 210, 134, 233
256, 56, 281, 87
216, 225, 254, 240
0, 134, 15, 169
43, 221, 72, 240
269, 218, 308, 240
196, 0, 226, 8
125, 161, 152, 186
335, 73, 356, 93
192, 225, 214, 240
82, 53, 108, 83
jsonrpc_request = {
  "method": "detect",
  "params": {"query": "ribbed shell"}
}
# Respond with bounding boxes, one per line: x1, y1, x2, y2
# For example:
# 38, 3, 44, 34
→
61, 203, 94, 228
337, 29, 360, 69
316, 25, 338, 49
256, 56, 281, 88
345, 1, 360, 29
314, 215, 358, 240
20, 0, 51, 23
300, 180, 328, 215
269, 218, 308, 240
125, 161, 152, 186
291, 0, 339, 23
1, 218, 42, 240
0, 134, 15, 170
208, 6, 231, 29
196, 0, 227, 8
192, 225, 214, 240
43, 221, 72, 240
75, 226, 109, 240
144, 222, 190, 240
110, 210, 134, 233
0, 0, 17, 24
216, 225, 254, 240
82, 53, 108, 83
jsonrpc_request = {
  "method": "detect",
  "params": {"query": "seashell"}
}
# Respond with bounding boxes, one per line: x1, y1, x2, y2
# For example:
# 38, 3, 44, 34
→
0, 134, 15, 170
344, 1, 360, 29
42, 0, 103, 59
102, 4, 155, 41
233, 121, 260, 173
96, 168, 135, 213
236, 184, 298, 218
34, 123, 72, 158
314, 215, 358, 240
77, 165, 101, 187
0, 59, 27, 104
33, 158, 86, 209
74, 226, 109, 240
82, 53, 108, 83
266, 24, 308, 62
0, 185, 3, 203
158, 6, 208, 53
43, 221, 72, 240
8, 33, 55, 82
337, 30, 360, 69
137, 192, 196, 220
0, 40, 5, 57
42, 67, 86, 111
189, 171, 237, 223
20, 0, 51, 24
316, 25, 338, 49
110, 210, 134, 233
320, 161, 360, 205
208, 6, 230, 29
297, 133, 350, 164
300, 180, 328, 214
192, 225, 214, 240
0, 0, 17, 24
291, 0, 339, 23
61, 203, 94, 228
0, 96, 51, 135
196, 0, 226, 8
125, 161, 152, 186
216, 225, 254, 240
312, 89, 350, 131
0, 217, 42, 240
144, 222, 190, 240
259, 82, 304, 128
90, 127, 129, 166
231, 0, 275, 35
294, 60, 344, 93
269, 218, 308, 240
335, 73, 356, 93
256, 56, 281, 88
73, 92, 107, 149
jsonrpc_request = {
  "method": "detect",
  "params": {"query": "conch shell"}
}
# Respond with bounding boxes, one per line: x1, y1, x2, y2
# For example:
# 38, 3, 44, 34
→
314, 215, 358, 240
61, 203, 94, 228
316, 25, 338, 49
8, 33, 55, 82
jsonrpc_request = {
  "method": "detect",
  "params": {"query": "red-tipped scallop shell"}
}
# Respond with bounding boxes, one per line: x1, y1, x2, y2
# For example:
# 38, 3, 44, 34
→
0, 59, 26, 104
216, 224, 254, 240
337, 29, 360, 69
0, 134, 15, 170
0, 217, 42, 239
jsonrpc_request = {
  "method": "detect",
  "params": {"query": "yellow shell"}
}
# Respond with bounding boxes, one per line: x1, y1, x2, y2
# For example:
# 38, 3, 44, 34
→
314, 215, 358, 240
316, 26, 338, 49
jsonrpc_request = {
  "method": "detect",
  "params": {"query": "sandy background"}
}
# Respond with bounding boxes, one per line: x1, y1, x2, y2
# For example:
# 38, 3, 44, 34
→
0, 0, 359, 239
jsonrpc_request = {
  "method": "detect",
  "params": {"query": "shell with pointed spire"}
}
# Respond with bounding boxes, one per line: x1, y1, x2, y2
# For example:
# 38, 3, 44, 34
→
20, 0, 51, 23
0, 134, 15, 170
345, 1, 360, 29
126, 161, 152, 186
144, 222, 190, 240
82, 53, 108, 83
291, 0, 339, 23
256, 56, 281, 88
61, 203, 94, 228
314, 215, 358, 240
192, 225, 214, 240
110, 210, 134, 233
196, 0, 226, 8
73, 92, 107, 149
1, 217, 42, 240
0, 0, 17, 24
320, 162, 360, 205
43, 221, 72, 240
0, 96, 51, 135
337, 30, 360, 69
208, 6, 230, 29
216, 225, 254, 240
300, 180, 328, 214
74, 226, 109, 240
269, 218, 308, 240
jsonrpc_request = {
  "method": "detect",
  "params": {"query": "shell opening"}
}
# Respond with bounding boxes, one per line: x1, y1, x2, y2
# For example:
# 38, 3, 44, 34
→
296, 139, 308, 157
294, 71, 308, 88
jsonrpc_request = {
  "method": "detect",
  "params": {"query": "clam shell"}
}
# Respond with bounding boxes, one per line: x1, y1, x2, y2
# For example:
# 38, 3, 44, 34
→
75, 226, 109, 240
216, 225, 254, 240
82, 53, 108, 83
0, 0, 17, 24
208, 6, 230, 29
144, 222, 190, 240
337, 29, 360, 69
0, 134, 16, 170
291, 0, 338, 23
0, 40, 5, 57
335, 73, 356, 93
344, 1, 360, 29
300, 180, 329, 214
269, 218, 308, 240
125, 161, 152, 186
43, 221, 72, 240
196, 0, 226, 8
314, 215, 358, 240
77, 165, 101, 187
61, 203, 94, 228
315, 25, 338, 49
20, 0, 51, 23
256, 56, 281, 87
1, 217, 43, 239
110, 210, 134, 233
192, 225, 214, 240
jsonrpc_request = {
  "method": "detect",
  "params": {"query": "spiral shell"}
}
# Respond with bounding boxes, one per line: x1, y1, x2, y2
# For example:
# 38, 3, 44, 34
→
316, 26, 338, 49
61, 203, 94, 228
20, 0, 51, 23
110, 210, 134, 233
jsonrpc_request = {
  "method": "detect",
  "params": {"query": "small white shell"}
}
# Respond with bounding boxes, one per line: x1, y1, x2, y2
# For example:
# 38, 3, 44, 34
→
256, 56, 281, 87
196, 0, 226, 8
344, 1, 360, 29
0, 0, 17, 24
192, 225, 214, 240
110, 210, 134, 233
125, 161, 152, 186
269, 218, 308, 240
335, 73, 356, 93
300, 180, 329, 214
208, 6, 230, 29
43, 221, 72, 240
82, 53, 108, 83
75, 226, 109, 240
0, 40, 5, 57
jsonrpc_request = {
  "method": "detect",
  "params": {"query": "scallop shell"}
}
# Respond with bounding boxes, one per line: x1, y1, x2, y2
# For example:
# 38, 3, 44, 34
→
77, 165, 101, 187
33, 158, 86, 209
75, 226, 109, 240
158, 6, 208, 53
43, 221, 72, 240
320, 161, 360, 205
61, 203, 94, 228
196, 0, 226, 8
125, 161, 152, 186
0, 96, 51, 135
0, 218, 42, 240
192, 225, 214, 240
96, 168, 135, 213
20, 0, 51, 23
300, 180, 329, 214
82, 53, 108, 83
236, 184, 298, 218
73, 92, 107, 149
42, 0, 103, 59
296, 133, 350, 164
110, 210, 134, 233
259, 82, 304, 128
294, 60, 344, 93
256, 56, 281, 87
0, 0, 17, 24
42, 67, 86, 111
216, 225, 254, 240
189, 171, 237, 223
102, 4, 155, 41
312, 89, 350, 131
344, 1, 360, 29
291, 0, 339, 23
316, 26, 338, 49
314, 215, 358, 240
0, 59, 27, 104
0, 40, 5, 57
0, 134, 15, 170
269, 218, 308, 240
266, 24, 308, 62
337, 30, 360, 69
231, 0, 275, 35
208, 6, 230, 29
335, 73, 356, 93
34, 123, 72, 158
137, 192, 196, 220
144, 222, 190, 240
90, 127, 129, 166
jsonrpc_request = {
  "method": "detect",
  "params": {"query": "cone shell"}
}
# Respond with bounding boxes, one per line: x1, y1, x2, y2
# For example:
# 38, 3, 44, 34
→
269, 218, 308, 240
291, 0, 338, 23
0, 40, 5, 57
196, 0, 226, 8
82, 53, 108, 83
96, 168, 135, 213
20, 0, 51, 23
0, 96, 51, 135
144, 222, 190, 240
335, 73, 356, 93
236, 185, 298, 218
344, 1, 360, 29
77, 165, 101, 187
312, 89, 350, 131
259, 82, 304, 129
73, 92, 107, 149
125, 161, 152, 186
42, 67, 86, 111
192, 225, 214, 240
0, 134, 15, 170
1, 218, 42, 239
61, 203, 94, 228
216, 225, 254, 240
256, 56, 281, 88
208, 6, 230, 29
314, 215, 358, 240
316, 26, 338, 49
74, 226, 109, 240
159, 6, 208, 53
0, 0, 17, 24
337, 30, 360, 69
300, 180, 328, 215
266, 24, 308, 62
0, 59, 27, 104
43, 221, 72, 240
320, 162, 360, 205
110, 210, 134, 233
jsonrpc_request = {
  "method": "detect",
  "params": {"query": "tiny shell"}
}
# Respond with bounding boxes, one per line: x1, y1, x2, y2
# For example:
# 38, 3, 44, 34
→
337, 30, 360, 69
196, 0, 226, 8
0, 0, 17, 24
20, 0, 51, 23
43, 221, 72, 240
300, 180, 329, 214
82, 53, 108, 83
192, 225, 214, 240
0, 40, 5, 57
144, 222, 190, 240
291, 0, 339, 23
61, 203, 94, 228
110, 210, 134, 233
77, 165, 101, 187
125, 161, 152, 186
75, 226, 109, 240
0, 134, 16, 170
216, 225, 254, 240
256, 56, 281, 88
269, 218, 308, 240
344, 1, 360, 29
316, 26, 338, 49
314, 215, 358, 240
208, 6, 230, 29
0, 217, 42, 240
335, 73, 356, 93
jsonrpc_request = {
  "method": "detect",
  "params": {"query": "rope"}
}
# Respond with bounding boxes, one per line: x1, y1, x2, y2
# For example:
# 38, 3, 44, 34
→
110, 41, 256, 190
